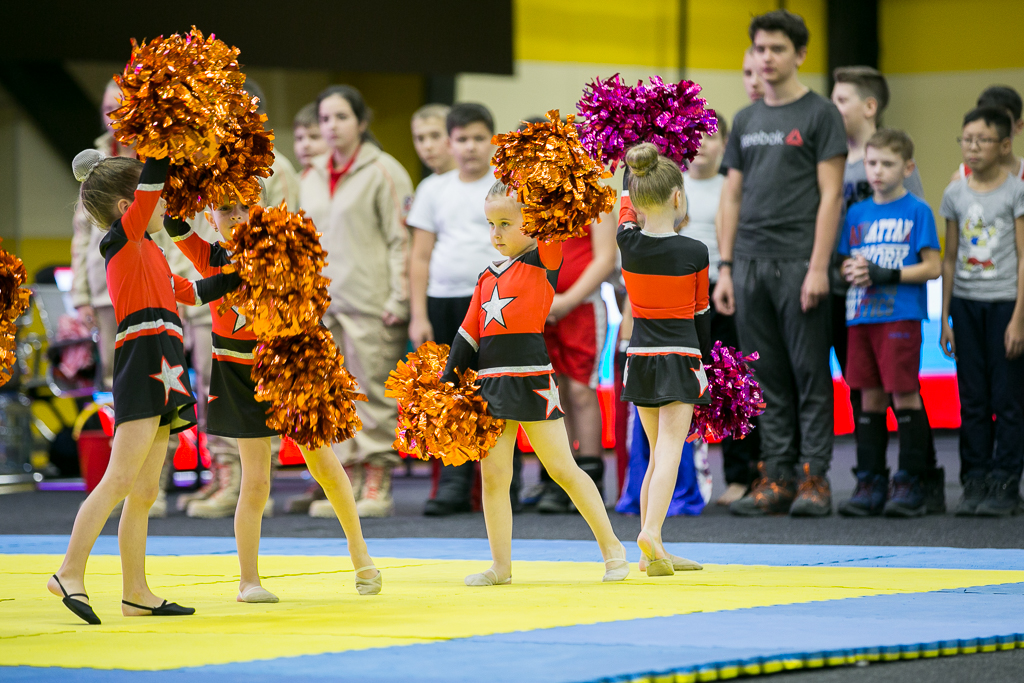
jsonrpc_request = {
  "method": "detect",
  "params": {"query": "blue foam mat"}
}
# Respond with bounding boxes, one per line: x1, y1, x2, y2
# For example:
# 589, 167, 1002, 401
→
5, 586, 1023, 682
3, 535, 1024, 570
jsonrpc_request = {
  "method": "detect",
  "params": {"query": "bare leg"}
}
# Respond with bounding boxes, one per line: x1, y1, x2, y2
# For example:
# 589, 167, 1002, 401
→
524, 419, 622, 560
475, 423, 517, 581
638, 402, 694, 561
302, 445, 375, 578
635, 406, 661, 531
235, 438, 273, 595
48, 416, 161, 604
120, 424, 173, 614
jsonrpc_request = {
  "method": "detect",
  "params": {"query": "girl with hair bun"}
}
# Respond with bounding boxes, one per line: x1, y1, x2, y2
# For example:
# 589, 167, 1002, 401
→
48, 151, 243, 625
619, 143, 712, 576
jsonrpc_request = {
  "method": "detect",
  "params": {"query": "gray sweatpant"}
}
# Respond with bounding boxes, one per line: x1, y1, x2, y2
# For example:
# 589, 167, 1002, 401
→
733, 258, 834, 477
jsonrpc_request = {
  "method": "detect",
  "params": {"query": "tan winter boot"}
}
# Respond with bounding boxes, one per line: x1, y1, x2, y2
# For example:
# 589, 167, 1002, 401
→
289, 482, 327, 515
356, 463, 394, 518
187, 455, 241, 518
307, 463, 361, 517
176, 462, 221, 511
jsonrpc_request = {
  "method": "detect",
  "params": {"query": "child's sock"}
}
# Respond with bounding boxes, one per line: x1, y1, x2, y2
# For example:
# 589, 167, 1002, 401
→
895, 408, 931, 475
855, 412, 889, 473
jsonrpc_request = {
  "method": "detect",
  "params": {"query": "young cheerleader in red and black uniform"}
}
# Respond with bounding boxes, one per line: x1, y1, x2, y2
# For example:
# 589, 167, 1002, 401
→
443, 181, 628, 586
164, 202, 381, 602
49, 151, 242, 624
618, 143, 712, 576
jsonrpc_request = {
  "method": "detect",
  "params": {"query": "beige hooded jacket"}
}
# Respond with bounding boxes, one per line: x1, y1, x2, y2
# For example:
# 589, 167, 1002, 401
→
299, 145, 413, 319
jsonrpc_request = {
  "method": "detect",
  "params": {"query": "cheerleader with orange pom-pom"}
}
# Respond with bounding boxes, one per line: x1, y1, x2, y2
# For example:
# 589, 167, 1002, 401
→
47, 151, 244, 625
164, 201, 381, 602
441, 181, 628, 586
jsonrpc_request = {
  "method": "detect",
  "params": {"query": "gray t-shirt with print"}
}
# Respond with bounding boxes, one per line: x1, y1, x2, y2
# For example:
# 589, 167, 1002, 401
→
940, 175, 1024, 301
722, 90, 848, 260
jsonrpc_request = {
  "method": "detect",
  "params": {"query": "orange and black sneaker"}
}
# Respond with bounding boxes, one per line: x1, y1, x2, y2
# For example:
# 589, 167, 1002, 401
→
790, 463, 833, 517
729, 462, 796, 516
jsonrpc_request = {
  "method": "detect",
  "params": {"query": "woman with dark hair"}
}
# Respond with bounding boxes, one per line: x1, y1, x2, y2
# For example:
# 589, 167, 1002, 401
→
298, 85, 414, 518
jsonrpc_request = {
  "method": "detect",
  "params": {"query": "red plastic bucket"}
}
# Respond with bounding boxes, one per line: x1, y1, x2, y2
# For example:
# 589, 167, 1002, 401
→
77, 430, 113, 492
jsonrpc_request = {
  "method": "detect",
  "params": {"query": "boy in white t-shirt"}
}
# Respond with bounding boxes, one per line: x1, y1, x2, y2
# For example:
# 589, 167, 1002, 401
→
407, 102, 500, 515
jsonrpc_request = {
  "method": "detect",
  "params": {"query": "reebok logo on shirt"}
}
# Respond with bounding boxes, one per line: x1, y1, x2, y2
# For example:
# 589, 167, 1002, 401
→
739, 129, 805, 149
740, 130, 785, 148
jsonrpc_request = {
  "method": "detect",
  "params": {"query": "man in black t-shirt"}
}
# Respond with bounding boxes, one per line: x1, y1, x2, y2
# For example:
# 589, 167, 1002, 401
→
714, 9, 847, 517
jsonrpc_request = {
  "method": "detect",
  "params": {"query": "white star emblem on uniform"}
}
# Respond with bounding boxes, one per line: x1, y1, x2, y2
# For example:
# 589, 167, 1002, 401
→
231, 306, 248, 333
150, 357, 190, 404
693, 366, 709, 397
533, 374, 563, 418
481, 285, 515, 329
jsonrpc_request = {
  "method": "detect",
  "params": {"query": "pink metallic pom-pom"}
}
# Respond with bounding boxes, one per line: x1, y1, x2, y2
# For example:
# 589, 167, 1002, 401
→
576, 74, 718, 172
689, 341, 765, 443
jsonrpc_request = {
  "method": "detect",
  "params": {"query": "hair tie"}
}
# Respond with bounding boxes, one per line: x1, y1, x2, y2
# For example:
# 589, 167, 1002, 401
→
72, 149, 106, 182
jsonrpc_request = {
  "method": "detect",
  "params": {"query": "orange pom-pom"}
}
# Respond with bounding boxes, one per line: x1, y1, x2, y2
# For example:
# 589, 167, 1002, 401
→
491, 109, 616, 242
253, 327, 366, 449
111, 27, 247, 165
0, 240, 30, 384
218, 203, 329, 337
163, 104, 275, 219
385, 342, 505, 466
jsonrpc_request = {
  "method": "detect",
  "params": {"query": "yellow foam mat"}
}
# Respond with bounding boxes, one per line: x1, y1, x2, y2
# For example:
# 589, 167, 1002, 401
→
3, 553, 1022, 670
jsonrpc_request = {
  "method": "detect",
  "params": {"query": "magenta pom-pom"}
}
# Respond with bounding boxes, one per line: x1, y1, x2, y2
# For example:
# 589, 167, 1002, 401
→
576, 74, 718, 172
689, 341, 765, 443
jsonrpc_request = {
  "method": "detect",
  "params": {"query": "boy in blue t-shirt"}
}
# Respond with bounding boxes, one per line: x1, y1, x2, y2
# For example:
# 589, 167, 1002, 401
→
836, 129, 943, 518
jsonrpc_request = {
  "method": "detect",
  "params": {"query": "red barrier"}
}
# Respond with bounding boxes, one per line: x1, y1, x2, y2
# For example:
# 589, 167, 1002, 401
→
833, 374, 961, 434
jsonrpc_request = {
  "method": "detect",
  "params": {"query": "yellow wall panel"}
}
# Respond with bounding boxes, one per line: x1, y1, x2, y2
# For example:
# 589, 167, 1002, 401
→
15, 238, 72, 281
516, 0, 680, 67
881, 0, 1024, 73
686, 0, 826, 74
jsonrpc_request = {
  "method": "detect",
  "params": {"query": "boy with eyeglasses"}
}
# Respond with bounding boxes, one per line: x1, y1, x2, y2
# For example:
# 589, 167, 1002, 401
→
940, 106, 1024, 517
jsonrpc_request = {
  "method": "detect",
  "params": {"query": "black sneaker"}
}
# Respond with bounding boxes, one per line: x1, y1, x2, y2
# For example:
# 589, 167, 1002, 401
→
838, 469, 888, 517
921, 467, 946, 514
955, 476, 988, 516
975, 474, 1021, 517
536, 480, 572, 514
884, 471, 926, 518
790, 463, 832, 517
730, 463, 796, 516
423, 462, 473, 516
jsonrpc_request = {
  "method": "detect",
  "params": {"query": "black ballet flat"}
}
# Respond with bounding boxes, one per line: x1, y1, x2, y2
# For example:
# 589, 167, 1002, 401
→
121, 599, 196, 616
52, 574, 101, 625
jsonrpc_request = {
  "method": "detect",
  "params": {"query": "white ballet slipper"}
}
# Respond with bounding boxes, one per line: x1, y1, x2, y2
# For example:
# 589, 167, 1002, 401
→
602, 543, 630, 582
639, 554, 704, 573
464, 568, 511, 586
237, 585, 279, 603
354, 566, 382, 595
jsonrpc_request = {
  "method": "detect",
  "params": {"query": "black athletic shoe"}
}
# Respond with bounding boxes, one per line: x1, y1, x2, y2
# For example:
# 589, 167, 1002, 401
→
884, 471, 926, 518
838, 469, 888, 517
975, 474, 1021, 517
921, 467, 946, 514
423, 462, 473, 517
536, 480, 573, 514
955, 476, 988, 516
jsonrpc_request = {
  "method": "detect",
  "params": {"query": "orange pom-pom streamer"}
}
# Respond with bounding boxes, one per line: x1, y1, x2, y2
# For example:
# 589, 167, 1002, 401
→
163, 104, 275, 219
491, 109, 616, 242
111, 27, 246, 165
253, 327, 366, 450
385, 342, 505, 466
111, 26, 275, 219
218, 203, 329, 338
0, 239, 31, 384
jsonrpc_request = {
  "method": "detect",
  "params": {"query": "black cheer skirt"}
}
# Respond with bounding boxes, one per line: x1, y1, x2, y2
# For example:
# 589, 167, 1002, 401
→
206, 357, 277, 439
112, 333, 197, 434
621, 353, 711, 408
479, 373, 565, 423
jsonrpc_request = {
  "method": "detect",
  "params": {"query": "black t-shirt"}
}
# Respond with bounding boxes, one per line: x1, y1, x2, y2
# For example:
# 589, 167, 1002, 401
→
722, 90, 847, 259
